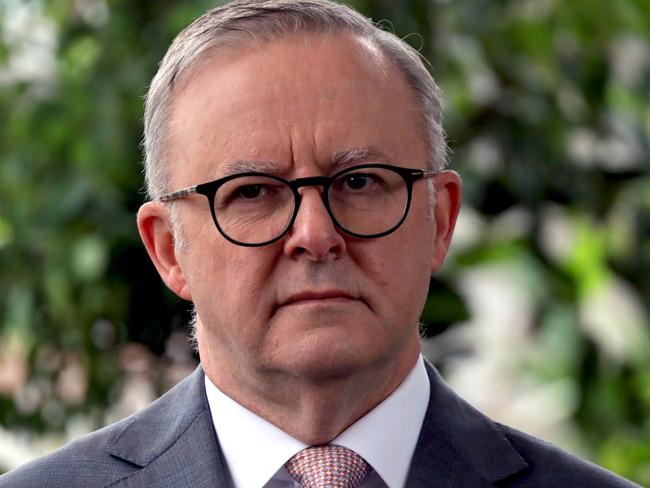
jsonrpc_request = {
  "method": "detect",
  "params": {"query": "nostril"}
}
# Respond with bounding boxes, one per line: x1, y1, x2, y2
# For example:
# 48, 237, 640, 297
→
293, 247, 306, 256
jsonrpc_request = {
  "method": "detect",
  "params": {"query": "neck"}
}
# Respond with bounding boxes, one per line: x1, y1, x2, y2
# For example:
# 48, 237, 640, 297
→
201, 339, 421, 445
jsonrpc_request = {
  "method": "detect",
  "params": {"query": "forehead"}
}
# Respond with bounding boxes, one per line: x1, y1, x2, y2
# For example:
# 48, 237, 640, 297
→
168, 33, 428, 185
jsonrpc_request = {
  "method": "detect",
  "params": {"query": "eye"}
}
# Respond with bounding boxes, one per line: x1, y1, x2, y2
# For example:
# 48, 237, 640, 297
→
236, 184, 266, 199
216, 176, 289, 209
344, 174, 374, 190
335, 172, 385, 192
228, 182, 285, 204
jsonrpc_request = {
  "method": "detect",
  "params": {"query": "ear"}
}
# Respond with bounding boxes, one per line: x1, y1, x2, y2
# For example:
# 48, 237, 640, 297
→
430, 170, 462, 273
136, 201, 193, 301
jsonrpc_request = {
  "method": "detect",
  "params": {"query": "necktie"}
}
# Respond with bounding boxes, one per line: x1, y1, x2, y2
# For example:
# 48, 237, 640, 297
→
285, 444, 371, 488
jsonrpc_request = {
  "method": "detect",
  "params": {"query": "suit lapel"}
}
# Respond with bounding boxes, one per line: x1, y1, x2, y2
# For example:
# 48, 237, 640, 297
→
105, 367, 232, 488
406, 362, 529, 487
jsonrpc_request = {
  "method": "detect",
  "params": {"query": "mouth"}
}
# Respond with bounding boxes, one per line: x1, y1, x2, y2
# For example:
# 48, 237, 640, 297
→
280, 290, 360, 307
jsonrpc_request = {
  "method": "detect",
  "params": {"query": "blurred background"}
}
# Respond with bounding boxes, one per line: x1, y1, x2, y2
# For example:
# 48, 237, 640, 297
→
0, 0, 649, 483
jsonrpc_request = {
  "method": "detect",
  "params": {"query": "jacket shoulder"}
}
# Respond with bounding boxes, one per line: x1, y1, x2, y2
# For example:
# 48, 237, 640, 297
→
0, 366, 210, 488
414, 361, 639, 487
0, 416, 138, 488
497, 423, 641, 487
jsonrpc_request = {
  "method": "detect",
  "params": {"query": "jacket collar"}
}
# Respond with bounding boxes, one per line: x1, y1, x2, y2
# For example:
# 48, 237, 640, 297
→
105, 366, 232, 487
406, 361, 528, 487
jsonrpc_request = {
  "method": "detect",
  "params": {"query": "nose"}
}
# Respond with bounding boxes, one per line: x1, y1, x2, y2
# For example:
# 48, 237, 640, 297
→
283, 187, 347, 261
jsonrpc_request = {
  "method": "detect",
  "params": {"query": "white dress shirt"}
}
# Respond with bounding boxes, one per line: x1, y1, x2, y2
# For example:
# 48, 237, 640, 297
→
204, 356, 430, 488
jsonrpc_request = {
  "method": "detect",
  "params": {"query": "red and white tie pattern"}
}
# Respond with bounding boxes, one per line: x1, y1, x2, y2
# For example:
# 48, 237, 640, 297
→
285, 445, 371, 488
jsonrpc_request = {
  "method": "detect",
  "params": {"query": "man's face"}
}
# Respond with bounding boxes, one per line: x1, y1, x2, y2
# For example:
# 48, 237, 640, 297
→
142, 33, 459, 391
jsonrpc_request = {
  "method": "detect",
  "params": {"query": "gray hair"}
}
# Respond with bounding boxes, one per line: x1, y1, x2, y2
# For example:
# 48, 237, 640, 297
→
142, 0, 448, 200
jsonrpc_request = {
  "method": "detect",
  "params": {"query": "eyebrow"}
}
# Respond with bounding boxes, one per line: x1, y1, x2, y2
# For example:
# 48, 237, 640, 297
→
219, 159, 286, 176
329, 146, 390, 167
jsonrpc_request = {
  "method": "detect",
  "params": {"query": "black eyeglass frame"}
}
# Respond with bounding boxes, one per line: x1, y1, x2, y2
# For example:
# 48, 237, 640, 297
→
159, 163, 436, 247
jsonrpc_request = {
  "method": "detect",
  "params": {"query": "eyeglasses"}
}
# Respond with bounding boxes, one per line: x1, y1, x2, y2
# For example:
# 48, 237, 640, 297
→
159, 163, 436, 247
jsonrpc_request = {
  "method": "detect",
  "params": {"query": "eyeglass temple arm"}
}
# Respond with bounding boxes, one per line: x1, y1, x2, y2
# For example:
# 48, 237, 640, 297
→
158, 186, 198, 202
419, 169, 437, 179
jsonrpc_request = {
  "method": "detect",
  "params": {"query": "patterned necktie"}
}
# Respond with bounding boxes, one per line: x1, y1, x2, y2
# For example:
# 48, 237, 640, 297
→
285, 445, 371, 488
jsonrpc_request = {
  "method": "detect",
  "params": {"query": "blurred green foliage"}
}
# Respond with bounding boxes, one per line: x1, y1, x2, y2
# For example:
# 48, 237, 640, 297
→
1, 0, 649, 483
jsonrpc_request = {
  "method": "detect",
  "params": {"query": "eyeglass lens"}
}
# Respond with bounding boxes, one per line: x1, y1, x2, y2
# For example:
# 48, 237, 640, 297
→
212, 166, 410, 245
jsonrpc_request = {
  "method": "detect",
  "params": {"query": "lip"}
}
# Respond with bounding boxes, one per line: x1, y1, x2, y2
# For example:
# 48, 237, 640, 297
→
281, 290, 359, 307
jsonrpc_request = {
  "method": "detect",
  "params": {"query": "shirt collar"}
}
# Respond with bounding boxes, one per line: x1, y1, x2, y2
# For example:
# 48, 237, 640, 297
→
204, 356, 430, 488
331, 356, 429, 487
204, 379, 307, 488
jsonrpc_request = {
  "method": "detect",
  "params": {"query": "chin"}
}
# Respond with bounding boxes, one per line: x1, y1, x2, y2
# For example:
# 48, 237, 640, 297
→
275, 334, 385, 383
287, 356, 370, 383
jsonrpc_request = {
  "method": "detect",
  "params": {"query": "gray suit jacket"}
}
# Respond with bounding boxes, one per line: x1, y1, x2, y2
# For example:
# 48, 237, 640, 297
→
0, 363, 640, 487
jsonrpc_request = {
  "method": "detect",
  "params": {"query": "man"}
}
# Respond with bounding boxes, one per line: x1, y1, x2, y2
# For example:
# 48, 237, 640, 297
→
0, 1, 639, 487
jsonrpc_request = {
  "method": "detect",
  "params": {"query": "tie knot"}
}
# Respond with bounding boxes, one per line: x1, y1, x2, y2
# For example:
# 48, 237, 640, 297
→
285, 445, 370, 488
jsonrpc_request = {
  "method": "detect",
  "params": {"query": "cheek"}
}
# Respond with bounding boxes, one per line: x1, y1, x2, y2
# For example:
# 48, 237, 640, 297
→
358, 224, 434, 283
185, 245, 277, 320
354, 250, 392, 289
184, 252, 278, 359
358, 232, 433, 316
351, 242, 414, 303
